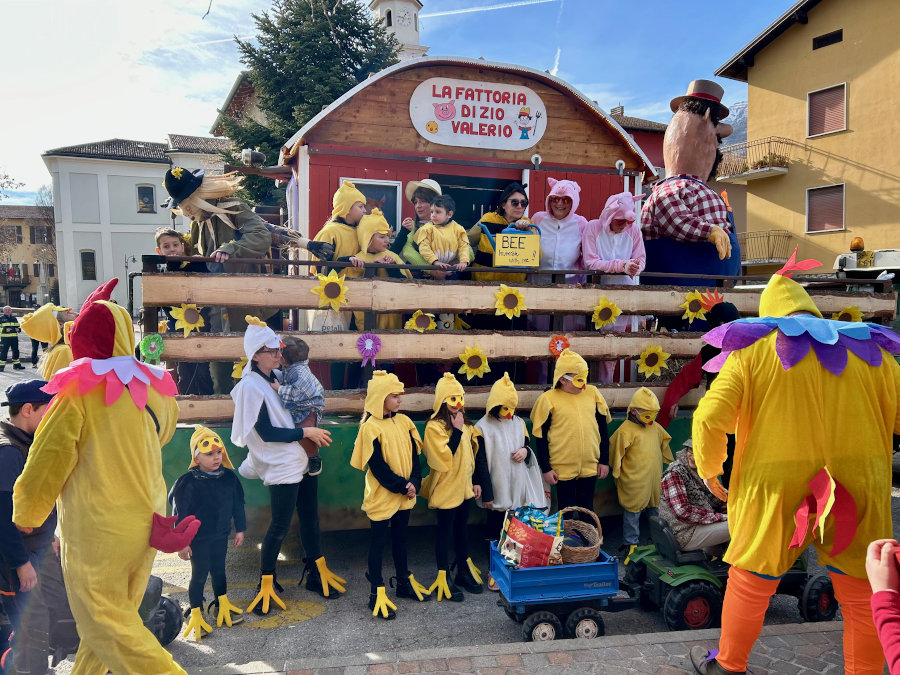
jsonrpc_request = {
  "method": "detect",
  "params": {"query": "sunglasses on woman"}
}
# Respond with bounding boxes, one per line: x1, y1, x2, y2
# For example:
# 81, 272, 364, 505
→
257, 347, 282, 355
507, 198, 528, 207
549, 196, 572, 203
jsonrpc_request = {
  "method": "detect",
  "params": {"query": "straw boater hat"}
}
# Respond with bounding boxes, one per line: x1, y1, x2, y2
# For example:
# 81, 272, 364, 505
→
669, 79, 730, 120
404, 179, 442, 204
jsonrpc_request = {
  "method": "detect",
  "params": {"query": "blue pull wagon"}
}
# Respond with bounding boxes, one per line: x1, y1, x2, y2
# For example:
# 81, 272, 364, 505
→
489, 541, 637, 641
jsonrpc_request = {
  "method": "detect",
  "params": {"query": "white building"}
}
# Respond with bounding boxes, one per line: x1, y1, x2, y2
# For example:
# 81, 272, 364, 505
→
368, 0, 428, 60
42, 135, 230, 310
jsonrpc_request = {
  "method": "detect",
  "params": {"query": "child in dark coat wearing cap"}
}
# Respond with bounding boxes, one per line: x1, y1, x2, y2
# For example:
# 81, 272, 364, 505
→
169, 425, 246, 641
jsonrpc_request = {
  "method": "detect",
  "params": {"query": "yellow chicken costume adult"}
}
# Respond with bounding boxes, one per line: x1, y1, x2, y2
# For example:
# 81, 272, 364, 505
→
344, 209, 413, 330
530, 349, 611, 481
12, 279, 194, 675
610, 387, 673, 513
19, 302, 73, 379
689, 252, 900, 675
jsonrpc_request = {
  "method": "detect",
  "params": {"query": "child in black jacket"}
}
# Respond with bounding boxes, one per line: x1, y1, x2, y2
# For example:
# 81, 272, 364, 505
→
170, 425, 246, 641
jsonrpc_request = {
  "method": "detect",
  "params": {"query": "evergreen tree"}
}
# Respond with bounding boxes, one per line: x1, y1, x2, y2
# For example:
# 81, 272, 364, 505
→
222, 0, 400, 204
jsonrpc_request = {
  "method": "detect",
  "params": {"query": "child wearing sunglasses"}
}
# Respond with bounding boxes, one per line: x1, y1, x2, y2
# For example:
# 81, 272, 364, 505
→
420, 373, 490, 601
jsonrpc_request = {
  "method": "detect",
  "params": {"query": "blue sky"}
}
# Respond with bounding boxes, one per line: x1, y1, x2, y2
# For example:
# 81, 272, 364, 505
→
0, 0, 792, 202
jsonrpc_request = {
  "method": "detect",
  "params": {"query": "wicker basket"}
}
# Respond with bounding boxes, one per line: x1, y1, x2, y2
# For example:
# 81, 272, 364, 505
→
559, 506, 604, 564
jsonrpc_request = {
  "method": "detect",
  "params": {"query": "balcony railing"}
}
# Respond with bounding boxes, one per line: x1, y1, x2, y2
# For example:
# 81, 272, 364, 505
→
0, 271, 30, 287
717, 136, 793, 183
737, 230, 794, 266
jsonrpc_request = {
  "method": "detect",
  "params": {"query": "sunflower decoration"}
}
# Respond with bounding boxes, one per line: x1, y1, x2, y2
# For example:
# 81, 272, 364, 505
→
405, 310, 437, 333
549, 335, 570, 358
591, 296, 622, 330
232, 357, 248, 379
310, 269, 349, 312
494, 284, 527, 319
458, 344, 491, 381
680, 290, 707, 325
636, 344, 671, 378
169, 303, 205, 337
139, 334, 165, 365
832, 306, 863, 322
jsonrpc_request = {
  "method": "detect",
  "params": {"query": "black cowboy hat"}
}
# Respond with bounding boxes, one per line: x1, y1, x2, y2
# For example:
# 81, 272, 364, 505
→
162, 167, 204, 208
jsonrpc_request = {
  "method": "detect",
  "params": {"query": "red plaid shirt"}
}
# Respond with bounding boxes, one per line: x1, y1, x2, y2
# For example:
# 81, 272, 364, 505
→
660, 468, 726, 525
641, 174, 732, 242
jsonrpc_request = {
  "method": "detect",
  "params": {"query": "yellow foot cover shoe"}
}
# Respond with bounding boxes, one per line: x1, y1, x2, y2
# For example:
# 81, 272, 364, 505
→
314, 556, 347, 597
214, 593, 244, 627
246, 574, 286, 615
183, 607, 212, 642
465, 557, 483, 584
369, 586, 397, 620
395, 573, 431, 601
428, 570, 464, 602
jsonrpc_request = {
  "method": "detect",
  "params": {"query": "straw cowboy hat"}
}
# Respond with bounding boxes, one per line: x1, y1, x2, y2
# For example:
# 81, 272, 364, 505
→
404, 179, 442, 203
669, 79, 730, 120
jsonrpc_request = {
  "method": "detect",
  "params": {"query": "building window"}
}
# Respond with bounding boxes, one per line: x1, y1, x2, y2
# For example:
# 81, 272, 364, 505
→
33, 263, 40, 277
137, 185, 156, 213
29, 225, 53, 245
80, 250, 97, 281
2, 225, 22, 244
808, 84, 846, 137
813, 30, 843, 50
414, 12, 418, 31
49, 263, 55, 277
385, 9, 392, 26
807, 184, 845, 233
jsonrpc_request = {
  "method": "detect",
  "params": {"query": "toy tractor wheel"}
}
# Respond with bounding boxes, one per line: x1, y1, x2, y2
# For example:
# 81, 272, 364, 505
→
144, 596, 183, 646
522, 611, 562, 642
565, 607, 605, 639
663, 581, 722, 631
799, 574, 838, 622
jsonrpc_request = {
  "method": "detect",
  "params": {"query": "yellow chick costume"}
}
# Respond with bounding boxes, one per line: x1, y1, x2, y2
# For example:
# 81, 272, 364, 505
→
420, 373, 481, 509
609, 387, 673, 512
693, 268, 900, 578
414, 220, 471, 265
530, 349, 611, 480
313, 181, 368, 260
12, 279, 184, 675
20, 302, 73, 379
351, 371, 422, 521
344, 210, 413, 330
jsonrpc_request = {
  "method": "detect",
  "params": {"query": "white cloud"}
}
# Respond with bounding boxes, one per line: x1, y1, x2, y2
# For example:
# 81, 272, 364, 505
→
0, 0, 267, 190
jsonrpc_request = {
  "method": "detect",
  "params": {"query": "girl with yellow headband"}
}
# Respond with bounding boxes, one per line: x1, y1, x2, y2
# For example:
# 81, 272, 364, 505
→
420, 373, 488, 601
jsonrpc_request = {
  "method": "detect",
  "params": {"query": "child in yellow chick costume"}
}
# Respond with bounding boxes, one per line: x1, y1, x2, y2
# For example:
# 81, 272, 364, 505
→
313, 180, 369, 264
342, 208, 413, 330
609, 387, 673, 550
12, 278, 197, 675
350, 371, 431, 619
169, 425, 246, 641
19, 302, 73, 380
688, 251, 900, 675
530, 348, 611, 515
421, 373, 486, 601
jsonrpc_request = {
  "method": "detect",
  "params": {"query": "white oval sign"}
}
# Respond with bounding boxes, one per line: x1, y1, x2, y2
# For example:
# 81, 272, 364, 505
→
410, 77, 547, 150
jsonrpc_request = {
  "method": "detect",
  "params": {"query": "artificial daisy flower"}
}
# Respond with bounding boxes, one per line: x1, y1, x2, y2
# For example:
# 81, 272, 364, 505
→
832, 306, 863, 322
636, 345, 671, 378
169, 303, 205, 337
680, 290, 707, 324
591, 296, 622, 329
458, 345, 491, 380
310, 269, 349, 312
405, 310, 437, 333
494, 284, 527, 319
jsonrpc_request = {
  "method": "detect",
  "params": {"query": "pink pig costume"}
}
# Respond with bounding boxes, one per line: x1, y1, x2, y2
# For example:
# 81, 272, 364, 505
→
582, 192, 646, 381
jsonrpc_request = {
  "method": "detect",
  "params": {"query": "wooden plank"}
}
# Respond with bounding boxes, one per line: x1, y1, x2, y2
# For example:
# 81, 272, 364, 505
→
161, 330, 705, 362
142, 273, 897, 318
176, 384, 706, 423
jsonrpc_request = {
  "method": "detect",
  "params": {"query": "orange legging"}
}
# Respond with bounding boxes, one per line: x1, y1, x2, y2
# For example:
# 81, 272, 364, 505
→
718, 566, 883, 674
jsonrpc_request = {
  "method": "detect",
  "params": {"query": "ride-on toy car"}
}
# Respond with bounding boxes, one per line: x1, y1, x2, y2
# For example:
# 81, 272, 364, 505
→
489, 541, 637, 641
621, 516, 838, 631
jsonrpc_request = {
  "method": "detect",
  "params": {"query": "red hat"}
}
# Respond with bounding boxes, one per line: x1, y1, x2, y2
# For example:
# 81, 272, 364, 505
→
670, 79, 729, 120
69, 279, 135, 360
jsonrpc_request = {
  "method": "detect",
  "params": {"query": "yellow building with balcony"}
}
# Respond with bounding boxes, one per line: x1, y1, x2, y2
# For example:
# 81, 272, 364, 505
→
715, 0, 900, 273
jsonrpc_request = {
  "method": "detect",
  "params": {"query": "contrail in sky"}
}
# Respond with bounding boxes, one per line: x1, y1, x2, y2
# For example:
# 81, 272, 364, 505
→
420, 0, 559, 19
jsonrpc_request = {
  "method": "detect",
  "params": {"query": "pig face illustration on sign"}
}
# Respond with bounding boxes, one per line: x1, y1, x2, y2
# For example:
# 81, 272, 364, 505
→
432, 100, 457, 121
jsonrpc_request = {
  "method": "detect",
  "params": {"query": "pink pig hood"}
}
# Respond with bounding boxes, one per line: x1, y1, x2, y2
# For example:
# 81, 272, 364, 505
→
599, 191, 642, 232
544, 177, 582, 214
